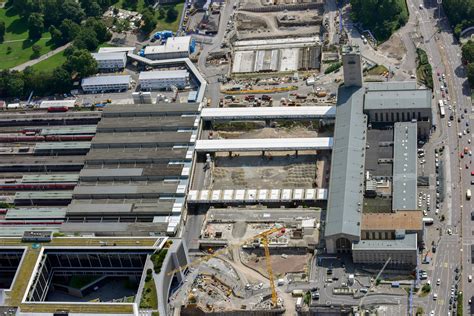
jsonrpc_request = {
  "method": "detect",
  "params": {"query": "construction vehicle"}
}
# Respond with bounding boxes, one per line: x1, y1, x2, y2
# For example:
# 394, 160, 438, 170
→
167, 226, 284, 307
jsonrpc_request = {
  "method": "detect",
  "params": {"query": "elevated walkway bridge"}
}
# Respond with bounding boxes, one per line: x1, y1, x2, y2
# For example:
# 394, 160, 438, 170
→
201, 106, 336, 121
195, 137, 333, 152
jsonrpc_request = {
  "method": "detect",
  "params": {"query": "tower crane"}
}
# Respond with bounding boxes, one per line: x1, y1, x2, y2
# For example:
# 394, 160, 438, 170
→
168, 226, 284, 307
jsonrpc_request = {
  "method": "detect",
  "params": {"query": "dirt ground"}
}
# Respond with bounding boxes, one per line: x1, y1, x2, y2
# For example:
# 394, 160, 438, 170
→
235, 10, 322, 39
211, 153, 318, 189
242, 249, 310, 278
378, 33, 407, 61
216, 126, 320, 139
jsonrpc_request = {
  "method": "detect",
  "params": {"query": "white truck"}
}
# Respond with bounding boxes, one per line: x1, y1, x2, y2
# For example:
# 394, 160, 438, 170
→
295, 297, 303, 311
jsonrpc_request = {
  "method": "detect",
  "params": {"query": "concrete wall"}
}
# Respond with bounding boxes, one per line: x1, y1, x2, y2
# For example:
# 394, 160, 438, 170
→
156, 239, 190, 316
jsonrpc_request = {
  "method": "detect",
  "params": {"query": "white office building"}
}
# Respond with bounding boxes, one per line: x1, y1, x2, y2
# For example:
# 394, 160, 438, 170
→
98, 46, 135, 54
143, 36, 191, 60
81, 75, 131, 93
91, 52, 127, 71
139, 70, 189, 91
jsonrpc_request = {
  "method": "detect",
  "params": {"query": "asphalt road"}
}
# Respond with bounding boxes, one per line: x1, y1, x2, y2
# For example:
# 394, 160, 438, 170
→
195, 0, 238, 107
408, 0, 473, 315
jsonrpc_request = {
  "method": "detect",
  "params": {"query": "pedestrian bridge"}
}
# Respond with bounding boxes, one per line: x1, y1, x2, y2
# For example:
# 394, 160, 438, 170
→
195, 137, 333, 152
201, 106, 336, 121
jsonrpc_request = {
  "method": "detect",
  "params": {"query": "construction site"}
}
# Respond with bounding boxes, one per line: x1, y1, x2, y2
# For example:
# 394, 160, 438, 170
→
193, 109, 333, 194
172, 206, 321, 314
209, 151, 328, 190
231, 37, 322, 74
235, 0, 324, 40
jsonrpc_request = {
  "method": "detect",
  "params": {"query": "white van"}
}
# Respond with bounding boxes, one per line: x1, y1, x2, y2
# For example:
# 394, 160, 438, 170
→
295, 297, 303, 310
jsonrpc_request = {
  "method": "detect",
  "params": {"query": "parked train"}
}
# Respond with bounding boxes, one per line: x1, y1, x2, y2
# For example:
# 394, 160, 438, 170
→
0, 182, 76, 190
0, 135, 94, 142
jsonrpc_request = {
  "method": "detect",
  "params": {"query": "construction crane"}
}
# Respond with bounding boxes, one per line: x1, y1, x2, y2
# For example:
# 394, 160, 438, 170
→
358, 257, 391, 312
168, 226, 284, 307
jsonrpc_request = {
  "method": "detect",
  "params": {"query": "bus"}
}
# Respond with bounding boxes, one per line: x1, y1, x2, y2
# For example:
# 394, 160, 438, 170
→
438, 100, 445, 118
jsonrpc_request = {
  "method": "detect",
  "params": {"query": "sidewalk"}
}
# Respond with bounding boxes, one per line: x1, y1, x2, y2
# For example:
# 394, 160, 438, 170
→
11, 42, 71, 71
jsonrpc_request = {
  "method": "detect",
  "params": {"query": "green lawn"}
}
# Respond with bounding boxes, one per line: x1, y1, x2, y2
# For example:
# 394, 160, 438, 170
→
139, 278, 158, 309
0, 6, 55, 69
0, 6, 28, 41
155, 2, 185, 32
0, 37, 54, 69
116, 0, 185, 32
31, 51, 67, 72
366, 64, 389, 76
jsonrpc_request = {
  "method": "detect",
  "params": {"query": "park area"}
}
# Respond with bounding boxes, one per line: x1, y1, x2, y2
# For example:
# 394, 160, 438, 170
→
0, 6, 55, 69
117, 0, 185, 32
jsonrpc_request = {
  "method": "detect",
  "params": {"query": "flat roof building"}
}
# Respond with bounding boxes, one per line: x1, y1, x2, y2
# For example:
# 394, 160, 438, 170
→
139, 70, 189, 90
39, 100, 76, 109
91, 52, 127, 71
144, 36, 192, 60
98, 46, 135, 54
63, 103, 199, 236
324, 45, 432, 262
81, 75, 131, 93
392, 122, 417, 211
324, 86, 366, 254
352, 233, 418, 267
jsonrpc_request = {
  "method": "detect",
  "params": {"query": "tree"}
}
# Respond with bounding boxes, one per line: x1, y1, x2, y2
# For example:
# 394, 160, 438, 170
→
62, 0, 86, 23
467, 63, 474, 89
59, 19, 81, 42
31, 44, 42, 58
158, 7, 166, 19
63, 45, 76, 57
85, 18, 112, 43
166, 6, 178, 23
49, 26, 64, 46
5, 72, 25, 97
80, 0, 103, 17
421, 284, 431, 293
73, 29, 99, 51
64, 49, 98, 77
51, 67, 72, 92
42, 0, 62, 26
11, 0, 29, 16
141, 8, 156, 34
442, 0, 474, 37
349, 0, 408, 42
23, 67, 51, 96
462, 40, 474, 64
28, 13, 44, 39
144, 0, 155, 6
122, 0, 138, 10
88, 2, 103, 17
0, 21, 5, 43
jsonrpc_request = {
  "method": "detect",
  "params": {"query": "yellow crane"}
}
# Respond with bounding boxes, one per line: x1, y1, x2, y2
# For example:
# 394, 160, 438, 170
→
167, 226, 283, 307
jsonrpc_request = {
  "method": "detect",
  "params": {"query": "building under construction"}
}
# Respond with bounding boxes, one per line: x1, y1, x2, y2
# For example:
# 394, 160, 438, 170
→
232, 37, 321, 73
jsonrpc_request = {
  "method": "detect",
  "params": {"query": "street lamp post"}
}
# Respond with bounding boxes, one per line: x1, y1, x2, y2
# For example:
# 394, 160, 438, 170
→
437, 0, 442, 21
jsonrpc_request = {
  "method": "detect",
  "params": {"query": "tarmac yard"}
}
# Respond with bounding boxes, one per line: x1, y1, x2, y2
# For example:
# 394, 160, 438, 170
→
241, 249, 310, 279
